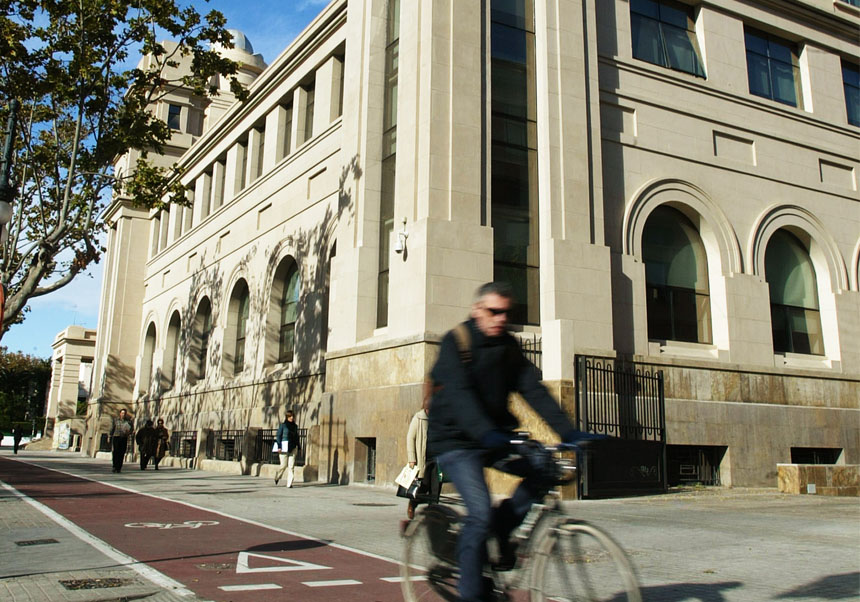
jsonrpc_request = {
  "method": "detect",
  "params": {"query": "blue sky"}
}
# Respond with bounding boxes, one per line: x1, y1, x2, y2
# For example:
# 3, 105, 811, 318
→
1, 0, 325, 359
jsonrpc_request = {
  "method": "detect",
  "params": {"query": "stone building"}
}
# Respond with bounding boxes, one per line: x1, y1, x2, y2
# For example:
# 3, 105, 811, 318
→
46, 326, 96, 450
86, 0, 859, 490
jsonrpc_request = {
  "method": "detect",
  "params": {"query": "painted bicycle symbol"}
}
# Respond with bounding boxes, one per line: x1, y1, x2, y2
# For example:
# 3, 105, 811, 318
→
124, 520, 219, 529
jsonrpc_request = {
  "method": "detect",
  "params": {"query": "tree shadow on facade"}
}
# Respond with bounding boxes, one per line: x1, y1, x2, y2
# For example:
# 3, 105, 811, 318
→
133, 155, 362, 479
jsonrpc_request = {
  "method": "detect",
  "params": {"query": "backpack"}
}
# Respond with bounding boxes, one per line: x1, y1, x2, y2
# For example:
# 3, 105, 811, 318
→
423, 323, 472, 408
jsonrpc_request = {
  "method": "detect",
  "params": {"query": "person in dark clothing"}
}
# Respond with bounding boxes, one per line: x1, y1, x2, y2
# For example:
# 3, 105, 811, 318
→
153, 418, 169, 470
109, 409, 133, 473
428, 282, 598, 602
135, 419, 158, 470
12, 425, 23, 454
274, 410, 300, 487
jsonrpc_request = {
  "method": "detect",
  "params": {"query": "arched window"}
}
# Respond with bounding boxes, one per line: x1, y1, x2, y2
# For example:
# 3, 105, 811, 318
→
164, 312, 181, 389
280, 265, 300, 363
190, 297, 212, 384
141, 322, 157, 394
765, 230, 823, 355
224, 280, 251, 375
642, 205, 712, 343
266, 257, 300, 365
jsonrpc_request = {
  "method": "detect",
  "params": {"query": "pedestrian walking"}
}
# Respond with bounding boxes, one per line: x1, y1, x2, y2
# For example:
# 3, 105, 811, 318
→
274, 410, 300, 487
405, 398, 429, 519
135, 419, 157, 470
12, 425, 23, 454
109, 409, 133, 473
153, 419, 169, 470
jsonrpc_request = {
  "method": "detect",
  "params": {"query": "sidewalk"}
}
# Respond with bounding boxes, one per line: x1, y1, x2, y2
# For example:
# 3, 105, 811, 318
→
2, 449, 858, 601
0, 475, 204, 601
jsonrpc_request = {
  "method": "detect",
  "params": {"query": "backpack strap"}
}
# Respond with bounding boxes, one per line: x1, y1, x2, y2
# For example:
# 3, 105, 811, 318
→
452, 322, 472, 366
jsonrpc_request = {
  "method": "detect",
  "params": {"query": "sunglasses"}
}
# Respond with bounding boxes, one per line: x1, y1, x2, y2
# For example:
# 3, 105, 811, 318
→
485, 306, 509, 316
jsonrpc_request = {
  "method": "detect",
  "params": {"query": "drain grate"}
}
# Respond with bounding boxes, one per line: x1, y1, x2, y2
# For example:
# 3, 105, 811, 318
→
351, 502, 397, 507
15, 538, 59, 546
196, 562, 235, 571
59, 578, 135, 590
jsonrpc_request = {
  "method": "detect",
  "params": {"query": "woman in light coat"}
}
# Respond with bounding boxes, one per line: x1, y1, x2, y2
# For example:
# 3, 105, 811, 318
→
405, 398, 429, 518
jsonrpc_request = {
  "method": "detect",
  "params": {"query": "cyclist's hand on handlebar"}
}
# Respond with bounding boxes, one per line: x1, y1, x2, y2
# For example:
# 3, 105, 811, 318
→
481, 429, 514, 450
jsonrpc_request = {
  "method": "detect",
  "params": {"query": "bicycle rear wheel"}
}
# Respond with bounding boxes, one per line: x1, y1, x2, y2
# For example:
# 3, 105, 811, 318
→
529, 519, 641, 602
401, 505, 461, 602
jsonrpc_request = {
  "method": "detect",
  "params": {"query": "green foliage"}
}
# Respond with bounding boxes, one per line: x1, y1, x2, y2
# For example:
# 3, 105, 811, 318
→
0, 0, 247, 336
0, 347, 50, 430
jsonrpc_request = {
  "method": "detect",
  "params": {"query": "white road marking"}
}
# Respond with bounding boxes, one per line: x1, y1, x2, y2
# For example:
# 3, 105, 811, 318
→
302, 579, 363, 587
236, 551, 331, 573
0, 480, 198, 598
380, 575, 428, 582
219, 583, 282, 591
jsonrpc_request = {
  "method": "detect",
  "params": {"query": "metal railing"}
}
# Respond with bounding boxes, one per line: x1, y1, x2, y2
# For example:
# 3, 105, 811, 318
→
519, 336, 542, 377
206, 430, 244, 462
575, 355, 665, 441
256, 428, 307, 466
169, 430, 198, 458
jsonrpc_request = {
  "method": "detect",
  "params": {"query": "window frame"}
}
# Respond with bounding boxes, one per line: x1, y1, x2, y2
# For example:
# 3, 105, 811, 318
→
744, 27, 803, 108
629, 0, 706, 78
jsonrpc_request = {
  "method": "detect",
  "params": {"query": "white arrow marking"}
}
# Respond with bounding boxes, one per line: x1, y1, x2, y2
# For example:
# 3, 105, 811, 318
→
219, 584, 282, 591
236, 551, 332, 573
302, 579, 362, 587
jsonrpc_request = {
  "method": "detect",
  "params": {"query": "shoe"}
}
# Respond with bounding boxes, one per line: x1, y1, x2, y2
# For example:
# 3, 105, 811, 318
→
491, 540, 518, 572
154, 466, 159, 470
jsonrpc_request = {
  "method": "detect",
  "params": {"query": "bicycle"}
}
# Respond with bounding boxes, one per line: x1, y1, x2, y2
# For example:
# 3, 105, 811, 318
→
400, 441, 642, 602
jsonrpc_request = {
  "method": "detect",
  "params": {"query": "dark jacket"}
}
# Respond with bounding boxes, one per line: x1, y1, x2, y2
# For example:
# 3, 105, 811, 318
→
428, 318, 575, 456
276, 420, 300, 453
135, 426, 158, 456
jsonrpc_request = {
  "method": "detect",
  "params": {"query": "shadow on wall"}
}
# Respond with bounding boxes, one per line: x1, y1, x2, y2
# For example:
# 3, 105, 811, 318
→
130, 155, 363, 475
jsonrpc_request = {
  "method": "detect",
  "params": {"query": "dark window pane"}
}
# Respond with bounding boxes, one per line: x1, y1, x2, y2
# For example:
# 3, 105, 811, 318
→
631, 14, 666, 67
492, 115, 529, 147
492, 0, 527, 28
491, 23, 527, 64
630, 0, 660, 18
843, 62, 860, 87
767, 38, 794, 65
746, 52, 772, 99
658, 1, 689, 29
845, 83, 860, 126
492, 60, 529, 118
491, 144, 530, 209
744, 30, 768, 56
663, 25, 705, 76
770, 61, 798, 106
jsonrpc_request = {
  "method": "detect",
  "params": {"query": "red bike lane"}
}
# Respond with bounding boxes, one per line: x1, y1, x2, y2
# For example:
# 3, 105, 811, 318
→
0, 457, 406, 601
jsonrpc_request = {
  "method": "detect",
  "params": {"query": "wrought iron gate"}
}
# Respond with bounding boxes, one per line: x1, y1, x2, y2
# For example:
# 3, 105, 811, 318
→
575, 355, 667, 498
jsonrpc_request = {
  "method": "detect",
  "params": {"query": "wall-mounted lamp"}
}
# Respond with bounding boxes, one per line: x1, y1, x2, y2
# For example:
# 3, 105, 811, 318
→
394, 217, 408, 255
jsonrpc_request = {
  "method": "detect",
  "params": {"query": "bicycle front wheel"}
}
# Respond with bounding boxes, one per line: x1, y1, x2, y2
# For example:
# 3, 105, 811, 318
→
530, 519, 641, 602
401, 505, 461, 602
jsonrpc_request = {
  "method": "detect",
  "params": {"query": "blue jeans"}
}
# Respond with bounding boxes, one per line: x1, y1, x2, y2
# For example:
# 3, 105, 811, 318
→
437, 447, 551, 602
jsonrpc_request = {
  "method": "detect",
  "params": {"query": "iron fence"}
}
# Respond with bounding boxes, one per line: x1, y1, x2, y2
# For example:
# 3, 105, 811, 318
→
169, 430, 198, 458
206, 430, 244, 462
575, 355, 665, 441
518, 336, 542, 377
256, 428, 307, 466
575, 355, 667, 497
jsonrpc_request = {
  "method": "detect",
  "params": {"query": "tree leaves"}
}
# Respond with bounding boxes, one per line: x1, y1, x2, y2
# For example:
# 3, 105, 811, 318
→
0, 0, 246, 338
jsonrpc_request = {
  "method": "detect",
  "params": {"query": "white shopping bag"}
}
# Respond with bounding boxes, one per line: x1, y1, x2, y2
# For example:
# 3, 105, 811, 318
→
395, 464, 419, 488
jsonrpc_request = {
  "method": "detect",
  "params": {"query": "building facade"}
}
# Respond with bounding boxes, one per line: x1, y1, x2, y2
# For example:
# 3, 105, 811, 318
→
87, 0, 859, 489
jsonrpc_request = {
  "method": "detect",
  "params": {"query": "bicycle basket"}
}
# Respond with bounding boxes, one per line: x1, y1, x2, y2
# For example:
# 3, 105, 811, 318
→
421, 505, 460, 565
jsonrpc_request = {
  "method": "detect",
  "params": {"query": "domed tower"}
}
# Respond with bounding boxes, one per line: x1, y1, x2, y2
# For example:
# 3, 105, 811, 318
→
205, 30, 268, 130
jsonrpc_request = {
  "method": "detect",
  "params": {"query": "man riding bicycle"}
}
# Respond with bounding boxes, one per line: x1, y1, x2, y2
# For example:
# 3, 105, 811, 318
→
427, 282, 598, 602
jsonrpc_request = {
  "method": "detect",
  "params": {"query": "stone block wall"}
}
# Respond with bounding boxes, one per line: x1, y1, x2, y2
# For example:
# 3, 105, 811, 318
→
777, 464, 859, 496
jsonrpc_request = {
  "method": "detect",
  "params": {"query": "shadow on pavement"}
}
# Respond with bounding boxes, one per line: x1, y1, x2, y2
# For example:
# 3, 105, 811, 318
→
640, 580, 742, 601
774, 572, 860, 600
